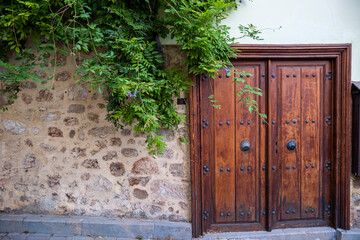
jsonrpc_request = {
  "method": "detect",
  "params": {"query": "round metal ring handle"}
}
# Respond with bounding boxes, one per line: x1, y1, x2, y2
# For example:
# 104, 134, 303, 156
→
286, 140, 296, 151
240, 140, 251, 152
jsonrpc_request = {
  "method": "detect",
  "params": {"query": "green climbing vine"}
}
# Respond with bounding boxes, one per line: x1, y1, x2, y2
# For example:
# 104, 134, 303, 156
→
0, 0, 263, 154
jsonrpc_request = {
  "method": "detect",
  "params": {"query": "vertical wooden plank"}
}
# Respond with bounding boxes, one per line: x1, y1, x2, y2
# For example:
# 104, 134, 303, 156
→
341, 46, 351, 230
214, 69, 236, 223
351, 84, 360, 175
190, 75, 202, 237
323, 61, 333, 224
334, 58, 341, 228
235, 66, 260, 223
259, 63, 268, 229
200, 74, 213, 232
268, 60, 277, 230
300, 67, 321, 219
279, 67, 301, 221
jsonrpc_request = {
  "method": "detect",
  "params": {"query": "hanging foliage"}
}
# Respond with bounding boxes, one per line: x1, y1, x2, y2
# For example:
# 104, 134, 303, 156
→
0, 0, 263, 154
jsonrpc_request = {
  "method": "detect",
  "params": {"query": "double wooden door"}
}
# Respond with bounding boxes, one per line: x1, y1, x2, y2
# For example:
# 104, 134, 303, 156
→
200, 59, 334, 233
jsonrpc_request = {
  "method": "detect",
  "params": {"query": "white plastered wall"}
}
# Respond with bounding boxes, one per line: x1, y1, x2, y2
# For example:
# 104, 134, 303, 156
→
161, 0, 360, 80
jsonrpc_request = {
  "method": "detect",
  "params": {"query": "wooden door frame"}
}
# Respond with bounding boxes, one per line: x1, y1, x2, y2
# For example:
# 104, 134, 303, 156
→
190, 44, 352, 237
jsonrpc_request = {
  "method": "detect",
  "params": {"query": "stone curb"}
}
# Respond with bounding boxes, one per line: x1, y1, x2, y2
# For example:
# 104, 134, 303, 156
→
2, 214, 360, 240
337, 228, 360, 240
0, 214, 191, 240
200, 227, 337, 240
199, 227, 360, 240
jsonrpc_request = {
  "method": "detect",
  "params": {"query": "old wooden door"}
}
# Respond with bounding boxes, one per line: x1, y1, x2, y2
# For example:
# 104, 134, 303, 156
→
268, 60, 333, 230
200, 59, 334, 233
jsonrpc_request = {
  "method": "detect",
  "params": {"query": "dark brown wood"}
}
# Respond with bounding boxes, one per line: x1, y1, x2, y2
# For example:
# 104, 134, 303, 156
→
234, 44, 352, 232
269, 61, 331, 229
200, 74, 213, 232
340, 44, 351, 230
190, 74, 202, 238
300, 65, 321, 220
271, 219, 330, 229
323, 61, 334, 227
352, 83, 360, 175
234, 62, 265, 227
213, 68, 236, 223
268, 59, 277, 231
280, 65, 301, 222
190, 44, 352, 237
209, 222, 266, 232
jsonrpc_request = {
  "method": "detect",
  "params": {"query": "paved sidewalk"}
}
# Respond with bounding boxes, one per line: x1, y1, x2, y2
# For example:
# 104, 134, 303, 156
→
0, 214, 191, 240
2, 214, 360, 240
0, 234, 125, 240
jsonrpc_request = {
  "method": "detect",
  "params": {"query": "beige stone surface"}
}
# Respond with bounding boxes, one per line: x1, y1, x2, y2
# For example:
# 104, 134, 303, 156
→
0, 46, 191, 222
351, 175, 360, 227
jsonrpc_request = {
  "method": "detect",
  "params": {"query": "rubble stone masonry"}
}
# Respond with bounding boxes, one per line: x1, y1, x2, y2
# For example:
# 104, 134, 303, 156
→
0, 46, 191, 222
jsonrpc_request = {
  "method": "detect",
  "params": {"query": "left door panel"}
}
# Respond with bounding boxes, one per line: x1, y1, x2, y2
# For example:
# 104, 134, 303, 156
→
200, 61, 267, 233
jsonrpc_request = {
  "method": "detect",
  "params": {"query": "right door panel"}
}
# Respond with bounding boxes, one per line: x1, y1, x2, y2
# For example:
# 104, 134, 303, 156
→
270, 60, 333, 229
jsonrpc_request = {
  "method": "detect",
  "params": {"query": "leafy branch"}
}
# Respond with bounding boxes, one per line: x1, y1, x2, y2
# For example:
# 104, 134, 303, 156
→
0, 0, 265, 154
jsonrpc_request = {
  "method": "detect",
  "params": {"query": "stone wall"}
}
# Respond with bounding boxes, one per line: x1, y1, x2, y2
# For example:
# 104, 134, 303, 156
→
351, 176, 360, 227
0, 46, 191, 222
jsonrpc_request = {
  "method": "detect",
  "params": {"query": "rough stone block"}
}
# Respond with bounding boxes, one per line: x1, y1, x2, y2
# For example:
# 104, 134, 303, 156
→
63, 117, 79, 126
150, 180, 187, 200
170, 164, 184, 177
36, 89, 53, 102
128, 177, 150, 187
153, 221, 191, 240
20, 81, 37, 89
110, 138, 122, 147
157, 128, 175, 141
40, 112, 60, 122
88, 126, 115, 138
40, 143, 57, 152
131, 157, 159, 175
68, 104, 85, 114
109, 162, 125, 176
87, 175, 113, 192
34, 70, 47, 78
133, 188, 148, 199
81, 159, 100, 169
102, 151, 117, 161
2, 120, 27, 135
71, 147, 86, 158
121, 129, 131, 136
159, 147, 174, 159
21, 94, 33, 105
23, 153, 37, 169
48, 127, 63, 137
87, 113, 99, 123
55, 71, 71, 82
353, 193, 360, 206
